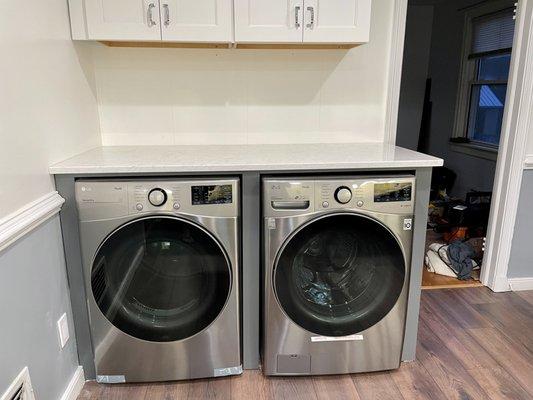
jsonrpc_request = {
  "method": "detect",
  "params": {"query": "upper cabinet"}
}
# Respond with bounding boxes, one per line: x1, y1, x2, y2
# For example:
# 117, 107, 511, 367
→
234, 0, 371, 44
71, 0, 232, 42
234, 0, 304, 44
69, 0, 371, 45
302, 0, 372, 44
83, 0, 161, 41
160, 0, 233, 43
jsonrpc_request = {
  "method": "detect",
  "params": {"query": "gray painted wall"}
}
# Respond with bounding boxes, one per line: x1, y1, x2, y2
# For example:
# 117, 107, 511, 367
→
0, 216, 79, 400
398, 0, 497, 197
397, 5, 434, 150
508, 170, 533, 278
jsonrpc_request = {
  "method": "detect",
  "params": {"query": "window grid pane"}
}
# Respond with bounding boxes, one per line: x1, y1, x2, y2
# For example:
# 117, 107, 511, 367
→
476, 53, 511, 81
467, 83, 507, 146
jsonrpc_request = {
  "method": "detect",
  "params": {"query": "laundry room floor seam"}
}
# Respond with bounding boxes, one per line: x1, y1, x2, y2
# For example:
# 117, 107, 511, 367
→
77, 287, 533, 400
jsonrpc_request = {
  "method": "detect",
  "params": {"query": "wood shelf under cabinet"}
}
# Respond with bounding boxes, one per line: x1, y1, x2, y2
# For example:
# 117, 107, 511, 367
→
99, 41, 358, 50
422, 268, 483, 290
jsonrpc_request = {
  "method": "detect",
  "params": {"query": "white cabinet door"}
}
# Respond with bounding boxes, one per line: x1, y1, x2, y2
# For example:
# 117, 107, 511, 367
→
84, 0, 162, 41
160, 0, 233, 43
303, 0, 371, 44
234, 0, 304, 43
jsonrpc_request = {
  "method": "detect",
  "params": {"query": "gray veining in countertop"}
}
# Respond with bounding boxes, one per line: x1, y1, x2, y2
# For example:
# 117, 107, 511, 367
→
49, 143, 443, 174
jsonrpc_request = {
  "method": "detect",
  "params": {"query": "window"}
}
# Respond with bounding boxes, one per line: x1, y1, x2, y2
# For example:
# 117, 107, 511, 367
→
453, 4, 516, 151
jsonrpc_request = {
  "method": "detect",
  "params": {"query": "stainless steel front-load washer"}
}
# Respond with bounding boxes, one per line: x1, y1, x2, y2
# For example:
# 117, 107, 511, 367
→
262, 176, 415, 375
76, 178, 241, 383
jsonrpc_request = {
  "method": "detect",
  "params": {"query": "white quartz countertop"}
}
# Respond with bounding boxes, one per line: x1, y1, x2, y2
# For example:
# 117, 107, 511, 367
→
49, 143, 443, 174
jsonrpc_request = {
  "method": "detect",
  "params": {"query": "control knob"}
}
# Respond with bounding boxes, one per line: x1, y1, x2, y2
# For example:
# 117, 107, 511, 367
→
148, 188, 167, 206
334, 186, 352, 204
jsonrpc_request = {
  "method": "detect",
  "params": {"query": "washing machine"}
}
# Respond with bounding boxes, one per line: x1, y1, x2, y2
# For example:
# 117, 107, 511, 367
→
262, 175, 415, 375
76, 178, 241, 383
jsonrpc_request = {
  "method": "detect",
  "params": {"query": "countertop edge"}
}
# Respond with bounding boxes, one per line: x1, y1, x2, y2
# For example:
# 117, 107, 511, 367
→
49, 160, 444, 175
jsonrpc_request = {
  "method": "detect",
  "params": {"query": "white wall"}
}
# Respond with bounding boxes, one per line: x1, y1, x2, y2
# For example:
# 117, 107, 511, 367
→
0, 1, 100, 398
92, 0, 395, 146
0, 1, 101, 217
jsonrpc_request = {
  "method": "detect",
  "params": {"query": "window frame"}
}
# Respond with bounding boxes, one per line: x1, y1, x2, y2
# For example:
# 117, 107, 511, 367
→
451, 0, 516, 159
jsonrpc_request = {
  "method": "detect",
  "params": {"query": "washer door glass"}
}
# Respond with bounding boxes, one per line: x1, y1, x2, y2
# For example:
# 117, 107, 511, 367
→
91, 217, 231, 342
274, 214, 405, 337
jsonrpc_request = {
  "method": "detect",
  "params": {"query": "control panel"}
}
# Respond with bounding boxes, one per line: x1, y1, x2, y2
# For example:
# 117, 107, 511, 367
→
374, 182, 412, 203
263, 176, 415, 217
75, 178, 239, 221
191, 185, 233, 205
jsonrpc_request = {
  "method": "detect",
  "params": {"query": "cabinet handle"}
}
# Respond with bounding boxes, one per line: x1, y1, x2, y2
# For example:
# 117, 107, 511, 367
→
306, 6, 315, 28
163, 3, 170, 26
295, 6, 301, 28
147, 3, 157, 27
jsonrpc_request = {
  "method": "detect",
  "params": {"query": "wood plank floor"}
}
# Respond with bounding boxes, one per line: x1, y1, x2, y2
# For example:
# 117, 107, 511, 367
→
78, 288, 533, 400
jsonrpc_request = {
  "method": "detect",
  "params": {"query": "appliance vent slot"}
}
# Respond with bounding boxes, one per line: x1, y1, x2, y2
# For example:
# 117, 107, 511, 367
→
1, 368, 35, 400
10, 386, 23, 400
91, 260, 107, 303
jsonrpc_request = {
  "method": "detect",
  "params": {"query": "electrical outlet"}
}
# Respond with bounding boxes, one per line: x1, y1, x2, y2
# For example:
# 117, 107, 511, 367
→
57, 313, 70, 348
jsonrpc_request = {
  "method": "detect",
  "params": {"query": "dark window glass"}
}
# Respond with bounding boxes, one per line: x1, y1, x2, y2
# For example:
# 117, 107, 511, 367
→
467, 84, 507, 145
91, 217, 231, 342
477, 54, 511, 81
274, 214, 405, 337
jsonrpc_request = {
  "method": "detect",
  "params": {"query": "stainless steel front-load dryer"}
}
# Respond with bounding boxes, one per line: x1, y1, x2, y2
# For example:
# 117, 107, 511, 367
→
76, 178, 241, 383
262, 176, 415, 375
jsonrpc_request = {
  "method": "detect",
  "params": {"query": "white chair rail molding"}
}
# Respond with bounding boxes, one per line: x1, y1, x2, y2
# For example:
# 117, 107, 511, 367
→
68, 0, 372, 45
0, 192, 65, 253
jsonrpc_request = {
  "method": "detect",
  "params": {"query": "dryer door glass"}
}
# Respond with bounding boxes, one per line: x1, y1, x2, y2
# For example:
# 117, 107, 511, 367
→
274, 214, 405, 337
91, 217, 231, 342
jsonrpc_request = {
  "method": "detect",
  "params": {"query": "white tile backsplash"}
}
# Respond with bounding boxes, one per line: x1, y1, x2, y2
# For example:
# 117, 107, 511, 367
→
94, 0, 394, 146
97, 69, 175, 135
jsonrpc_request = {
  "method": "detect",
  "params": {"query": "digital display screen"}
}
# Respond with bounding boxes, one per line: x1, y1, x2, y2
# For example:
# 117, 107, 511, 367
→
192, 185, 233, 205
374, 183, 412, 203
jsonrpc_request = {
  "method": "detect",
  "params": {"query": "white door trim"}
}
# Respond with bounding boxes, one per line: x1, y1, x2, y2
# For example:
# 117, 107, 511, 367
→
388, 0, 533, 292
480, 0, 533, 292
524, 155, 533, 169
0, 192, 65, 253
385, 0, 408, 144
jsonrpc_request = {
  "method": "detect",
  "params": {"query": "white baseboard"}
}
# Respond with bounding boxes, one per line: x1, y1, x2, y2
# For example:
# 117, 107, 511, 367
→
0, 191, 64, 253
508, 277, 533, 291
59, 367, 85, 400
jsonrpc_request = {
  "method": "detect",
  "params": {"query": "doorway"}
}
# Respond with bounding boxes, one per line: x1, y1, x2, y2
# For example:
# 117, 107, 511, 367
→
397, 0, 517, 289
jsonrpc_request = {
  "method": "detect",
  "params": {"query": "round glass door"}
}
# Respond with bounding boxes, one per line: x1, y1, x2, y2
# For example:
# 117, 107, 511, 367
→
274, 214, 405, 337
91, 217, 231, 342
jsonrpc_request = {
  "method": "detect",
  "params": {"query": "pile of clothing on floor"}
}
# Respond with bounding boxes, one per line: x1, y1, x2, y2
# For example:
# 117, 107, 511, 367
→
425, 240, 480, 280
